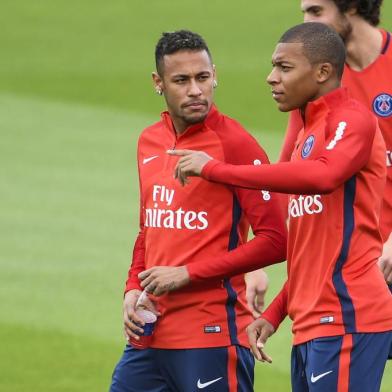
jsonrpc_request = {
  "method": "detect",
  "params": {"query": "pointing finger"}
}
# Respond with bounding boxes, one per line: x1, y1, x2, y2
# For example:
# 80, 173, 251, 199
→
167, 149, 195, 156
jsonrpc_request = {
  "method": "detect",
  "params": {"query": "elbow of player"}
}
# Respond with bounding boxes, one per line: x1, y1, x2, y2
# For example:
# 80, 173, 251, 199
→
312, 176, 341, 194
278, 232, 288, 262
271, 232, 287, 264
316, 183, 335, 194
253, 232, 287, 265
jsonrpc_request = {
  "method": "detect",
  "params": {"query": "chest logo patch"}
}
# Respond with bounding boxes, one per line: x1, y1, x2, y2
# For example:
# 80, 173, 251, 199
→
301, 135, 315, 159
373, 93, 392, 117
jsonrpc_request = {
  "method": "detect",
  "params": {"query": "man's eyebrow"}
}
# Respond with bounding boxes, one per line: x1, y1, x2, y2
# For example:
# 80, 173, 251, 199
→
171, 73, 190, 78
196, 71, 212, 75
302, 5, 322, 13
272, 56, 289, 63
171, 70, 211, 77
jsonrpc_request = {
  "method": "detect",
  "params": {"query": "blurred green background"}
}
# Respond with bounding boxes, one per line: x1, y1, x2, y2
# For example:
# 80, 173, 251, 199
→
1, 1, 391, 390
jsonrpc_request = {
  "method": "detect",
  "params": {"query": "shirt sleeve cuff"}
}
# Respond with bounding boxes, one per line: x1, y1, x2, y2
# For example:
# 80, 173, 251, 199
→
260, 310, 283, 331
186, 263, 198, 281
124, 281, 143, 294
201, 159, 224, 180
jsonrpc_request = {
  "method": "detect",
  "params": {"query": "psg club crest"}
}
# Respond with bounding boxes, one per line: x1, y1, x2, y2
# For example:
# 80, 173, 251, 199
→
301, 135, 315, 159
373, 93, 392, 117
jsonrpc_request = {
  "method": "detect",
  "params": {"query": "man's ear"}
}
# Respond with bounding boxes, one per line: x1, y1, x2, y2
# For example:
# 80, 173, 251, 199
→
345, 5, 358, 17
212, 64, 218, 88
152, 72, 163, 95
316, 63, 334, 83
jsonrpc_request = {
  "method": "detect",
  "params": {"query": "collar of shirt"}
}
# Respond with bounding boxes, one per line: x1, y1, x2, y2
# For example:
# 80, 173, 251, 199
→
304, 87, 349, 126
380, 29, 391, 55
160, 104, 221, 139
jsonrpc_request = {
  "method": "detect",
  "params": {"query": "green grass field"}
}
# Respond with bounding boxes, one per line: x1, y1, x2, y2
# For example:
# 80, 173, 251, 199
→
1, 1, 391, 390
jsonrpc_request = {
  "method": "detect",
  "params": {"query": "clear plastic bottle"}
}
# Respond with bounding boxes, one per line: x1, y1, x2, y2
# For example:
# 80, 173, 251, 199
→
129, 290, 157, 349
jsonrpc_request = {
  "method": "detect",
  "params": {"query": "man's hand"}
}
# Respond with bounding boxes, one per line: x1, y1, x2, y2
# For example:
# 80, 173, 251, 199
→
123, 289, 160, 342
167, 149, 212, 186
246, 318, 275, 363
378, 233, 392, 284
138, 266, 190, 296
245, 269, 269, 318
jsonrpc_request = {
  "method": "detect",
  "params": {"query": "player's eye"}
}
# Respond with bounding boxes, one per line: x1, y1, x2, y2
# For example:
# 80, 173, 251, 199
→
174, 78, 187, 84
304, 7, 322, 17
197, 74, 209, 81
310, 8, 322, 16
277, 64, 291, 72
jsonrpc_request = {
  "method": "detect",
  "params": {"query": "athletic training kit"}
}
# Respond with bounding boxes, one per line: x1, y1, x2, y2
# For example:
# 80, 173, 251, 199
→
201, 88, 392, 391
110, 106, 286, 392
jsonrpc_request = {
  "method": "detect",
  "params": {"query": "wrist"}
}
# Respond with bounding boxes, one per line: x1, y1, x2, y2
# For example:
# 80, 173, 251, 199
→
201, 159, 222, 180
181, 265, 191, 284
260, 313, 279, 332
124, 287, 142, 299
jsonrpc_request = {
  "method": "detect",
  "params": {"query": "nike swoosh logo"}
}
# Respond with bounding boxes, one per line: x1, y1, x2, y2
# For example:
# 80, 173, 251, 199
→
197, 377, 223, 389
142, 155, 159, 164
311, 370, 333, 383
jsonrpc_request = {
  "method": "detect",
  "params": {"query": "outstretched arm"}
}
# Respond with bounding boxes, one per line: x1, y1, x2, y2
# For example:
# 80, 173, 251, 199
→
170, 110, 376, 195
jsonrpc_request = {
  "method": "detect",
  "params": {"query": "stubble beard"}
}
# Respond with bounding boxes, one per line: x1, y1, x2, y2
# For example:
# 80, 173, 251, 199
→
182, 112, 208, 125
335, 15, 352, 43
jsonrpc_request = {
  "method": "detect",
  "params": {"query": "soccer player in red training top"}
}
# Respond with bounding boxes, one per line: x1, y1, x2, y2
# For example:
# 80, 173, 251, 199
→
169, 23, 392, 391
108, 30, 287, 392
280, 0, 392, 290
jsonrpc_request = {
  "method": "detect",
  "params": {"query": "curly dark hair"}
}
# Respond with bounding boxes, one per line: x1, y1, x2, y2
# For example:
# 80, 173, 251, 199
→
155, 30, 212, 75
279, 22, 346, 79
332, 0, 383, 26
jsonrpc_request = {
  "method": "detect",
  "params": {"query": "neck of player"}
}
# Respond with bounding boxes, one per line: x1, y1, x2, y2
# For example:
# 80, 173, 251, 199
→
345, 17, 383, 71
171, 117, 189, 135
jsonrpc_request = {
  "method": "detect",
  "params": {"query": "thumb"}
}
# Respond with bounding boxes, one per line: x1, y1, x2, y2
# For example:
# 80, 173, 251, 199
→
254, 294, 265, 314
246, 290, 256, 312
257, 326, 271, 348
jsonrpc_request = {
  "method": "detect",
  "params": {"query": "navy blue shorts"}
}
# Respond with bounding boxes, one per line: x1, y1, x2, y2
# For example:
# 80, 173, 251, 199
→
109, 345, 254, 392
291, 331, 392, 391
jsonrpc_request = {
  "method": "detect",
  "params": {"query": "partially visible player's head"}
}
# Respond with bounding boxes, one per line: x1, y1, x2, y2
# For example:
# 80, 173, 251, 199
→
267, 22, 346, 112
301, 0, 383, 40
332, 0, 382, 25
152, 30, 216, 133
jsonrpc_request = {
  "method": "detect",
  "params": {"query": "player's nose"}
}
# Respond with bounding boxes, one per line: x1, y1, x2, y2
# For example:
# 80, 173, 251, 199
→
188, 79, 202, 96
303, 13, 315, 23
266, 68, 279, 85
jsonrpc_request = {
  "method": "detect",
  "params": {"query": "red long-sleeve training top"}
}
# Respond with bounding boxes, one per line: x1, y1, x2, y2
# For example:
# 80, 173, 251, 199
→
125, 105, 287, 348
202, 89, 392, 344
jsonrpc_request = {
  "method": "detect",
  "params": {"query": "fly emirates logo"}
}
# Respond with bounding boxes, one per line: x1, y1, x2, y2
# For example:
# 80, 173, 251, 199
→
145, 185, 209, 230
288, 194, 324, 218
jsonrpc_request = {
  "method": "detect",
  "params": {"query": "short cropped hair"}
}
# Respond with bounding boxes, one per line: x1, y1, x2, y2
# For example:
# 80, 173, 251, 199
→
155, 30, 212, 75
279, 22, 346, 79
332, 0, 383, 26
